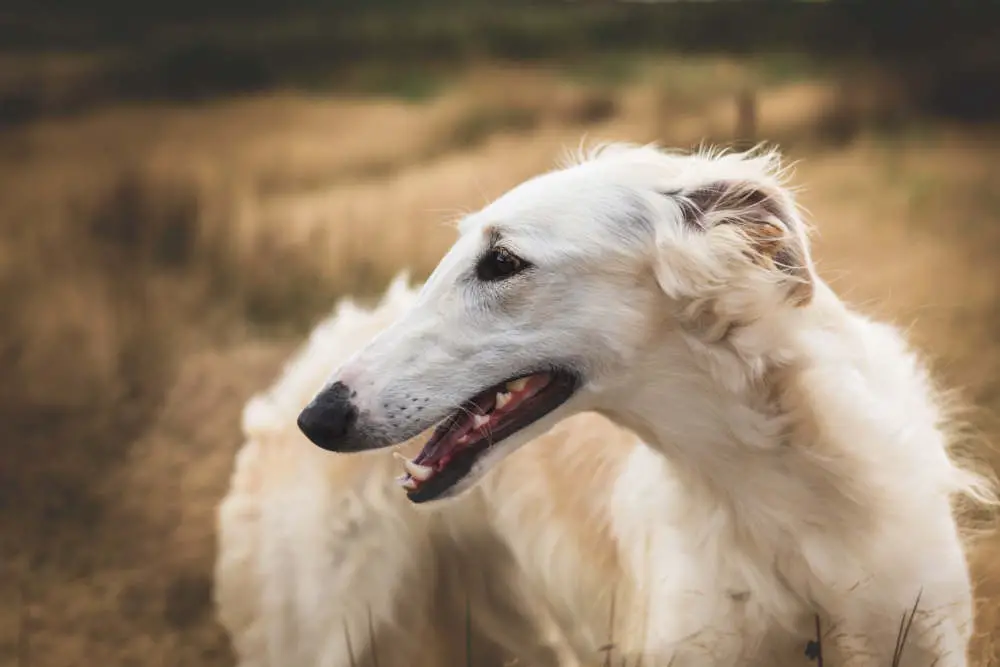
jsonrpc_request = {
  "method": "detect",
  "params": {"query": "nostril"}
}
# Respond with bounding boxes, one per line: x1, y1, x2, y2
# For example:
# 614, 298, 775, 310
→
338, 404, 358, 435
297, 381, 359, 449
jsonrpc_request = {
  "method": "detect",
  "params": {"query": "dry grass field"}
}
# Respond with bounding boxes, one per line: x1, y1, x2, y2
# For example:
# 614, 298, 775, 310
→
1, 57, 999, 666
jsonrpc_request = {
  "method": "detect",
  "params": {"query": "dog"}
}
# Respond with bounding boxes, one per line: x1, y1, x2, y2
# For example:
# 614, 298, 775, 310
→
219, 143, 993, 667
294, 143, 996, 666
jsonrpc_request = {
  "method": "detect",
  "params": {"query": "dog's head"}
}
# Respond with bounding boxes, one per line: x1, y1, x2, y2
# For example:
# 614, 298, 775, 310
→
298, 144, 816, 502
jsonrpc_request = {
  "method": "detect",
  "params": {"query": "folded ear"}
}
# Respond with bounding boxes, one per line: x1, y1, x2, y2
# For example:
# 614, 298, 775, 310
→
678, 179, 814, 306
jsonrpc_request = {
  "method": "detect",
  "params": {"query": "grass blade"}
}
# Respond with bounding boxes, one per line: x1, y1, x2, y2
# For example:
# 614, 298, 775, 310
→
604, 585, 617, 667
367, 606, 380, 667
344, 619, 358, 667
892, 589, 923, 667
466, 594, 473, 667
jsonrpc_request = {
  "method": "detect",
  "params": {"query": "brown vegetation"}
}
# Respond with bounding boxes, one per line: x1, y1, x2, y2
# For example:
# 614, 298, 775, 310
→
1, 60, 999, 666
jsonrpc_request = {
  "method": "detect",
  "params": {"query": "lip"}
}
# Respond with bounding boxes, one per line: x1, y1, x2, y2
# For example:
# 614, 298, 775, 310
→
396, 369, 580, 503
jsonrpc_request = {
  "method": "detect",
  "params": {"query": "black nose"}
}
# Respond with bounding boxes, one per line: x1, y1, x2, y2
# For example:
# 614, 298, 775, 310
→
297, 381, 358, 450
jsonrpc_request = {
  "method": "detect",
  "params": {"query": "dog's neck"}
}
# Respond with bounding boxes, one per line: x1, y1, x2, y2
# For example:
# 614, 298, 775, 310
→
600, 283, 891, 535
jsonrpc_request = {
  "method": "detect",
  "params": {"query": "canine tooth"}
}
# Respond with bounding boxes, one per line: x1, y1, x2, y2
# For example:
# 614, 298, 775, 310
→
394, 451, 433, 481
495, 391, 512, 410
395, 475, 418, 491
472, 413, 490, 429
506, 377, 529, 393
404, 459, 434, 482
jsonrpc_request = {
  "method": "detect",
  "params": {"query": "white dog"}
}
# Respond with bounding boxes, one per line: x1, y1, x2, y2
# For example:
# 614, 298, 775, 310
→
220, 144, 993, 667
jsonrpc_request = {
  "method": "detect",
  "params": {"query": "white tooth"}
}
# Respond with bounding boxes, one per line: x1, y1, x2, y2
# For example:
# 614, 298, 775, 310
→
507, 377, 529, 393
395, 451, 433, 481
395, 474, 418, 490
472, 413, 490, 429
495, 391, 512, 410
404, 459, 434, 482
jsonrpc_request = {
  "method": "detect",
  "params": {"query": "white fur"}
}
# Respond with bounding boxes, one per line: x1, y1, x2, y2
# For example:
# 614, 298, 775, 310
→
215, 277, 447, 667
218, 144, 993, 667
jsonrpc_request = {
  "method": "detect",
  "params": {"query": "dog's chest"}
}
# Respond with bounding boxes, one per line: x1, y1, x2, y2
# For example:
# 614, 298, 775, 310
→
607, 445, 815, 664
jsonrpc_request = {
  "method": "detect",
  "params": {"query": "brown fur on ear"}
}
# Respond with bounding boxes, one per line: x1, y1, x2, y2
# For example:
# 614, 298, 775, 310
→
680, 180, 814, 306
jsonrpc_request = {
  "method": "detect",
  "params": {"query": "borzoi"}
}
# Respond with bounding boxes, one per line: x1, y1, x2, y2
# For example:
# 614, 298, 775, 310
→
224, 143, 993, 667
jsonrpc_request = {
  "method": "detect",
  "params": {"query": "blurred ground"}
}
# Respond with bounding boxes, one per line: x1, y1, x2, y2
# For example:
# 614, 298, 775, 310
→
1, 33, 1000, 667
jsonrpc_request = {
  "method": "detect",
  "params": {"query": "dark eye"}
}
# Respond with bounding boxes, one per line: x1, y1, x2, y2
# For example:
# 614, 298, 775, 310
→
476, 247, 528, 282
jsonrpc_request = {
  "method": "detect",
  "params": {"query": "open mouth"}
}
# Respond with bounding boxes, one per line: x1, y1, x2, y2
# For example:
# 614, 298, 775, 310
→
394, 369, 579, 503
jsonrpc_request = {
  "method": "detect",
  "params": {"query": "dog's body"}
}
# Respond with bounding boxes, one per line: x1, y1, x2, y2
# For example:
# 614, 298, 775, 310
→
217, 145, 992, 667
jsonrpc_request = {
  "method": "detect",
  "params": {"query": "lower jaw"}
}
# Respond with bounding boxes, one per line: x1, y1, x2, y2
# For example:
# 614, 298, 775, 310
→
406, 470, 473, 503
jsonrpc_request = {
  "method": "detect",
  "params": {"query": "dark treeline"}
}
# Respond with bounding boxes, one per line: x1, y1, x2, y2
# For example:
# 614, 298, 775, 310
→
4, 1, 997, 58
1, 1, 998, 123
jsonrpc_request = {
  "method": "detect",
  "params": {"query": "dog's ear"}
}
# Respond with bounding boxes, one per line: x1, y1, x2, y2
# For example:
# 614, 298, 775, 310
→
675, 179, 814, 306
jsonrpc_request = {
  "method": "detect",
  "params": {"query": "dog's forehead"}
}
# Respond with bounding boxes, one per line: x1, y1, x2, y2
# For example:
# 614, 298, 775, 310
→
459, 161, 651, 242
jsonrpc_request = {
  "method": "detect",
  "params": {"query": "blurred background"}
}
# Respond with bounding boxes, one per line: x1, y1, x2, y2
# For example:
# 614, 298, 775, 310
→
1, 1, 999, 666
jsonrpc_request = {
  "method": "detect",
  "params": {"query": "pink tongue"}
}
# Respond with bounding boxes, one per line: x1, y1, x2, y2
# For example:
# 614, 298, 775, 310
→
449, 417, 476, 442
